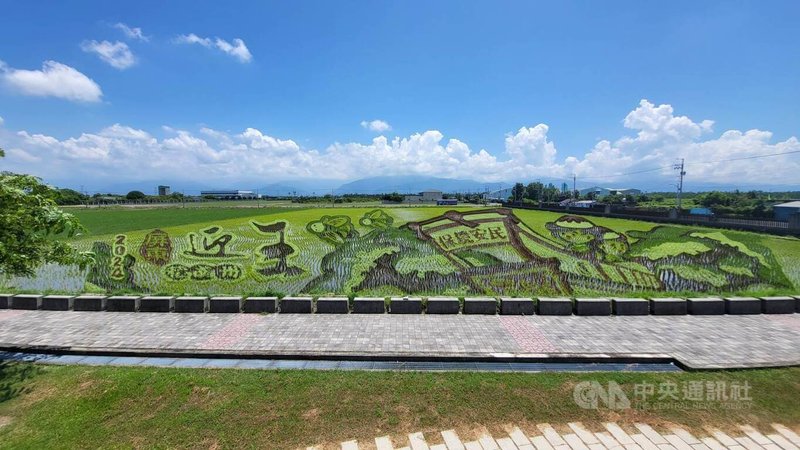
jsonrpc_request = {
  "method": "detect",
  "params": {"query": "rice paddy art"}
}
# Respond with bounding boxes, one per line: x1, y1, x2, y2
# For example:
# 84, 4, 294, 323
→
6, 207, 797, 296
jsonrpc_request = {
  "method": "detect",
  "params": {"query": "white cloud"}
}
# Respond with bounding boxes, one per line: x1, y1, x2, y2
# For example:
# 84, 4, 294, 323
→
214, 38, 252, 63
81, 40, 136, 70
623, 99, 713, 142
0, 116, 4, 126
561, 99, 799, 187
98, 124, 154, 141
113, 23, 149, 41
176, 33, 211, 47
0, 60, 102, 103
175, 34, 253, 63
504, 124, 557, 167
0, 100, 797, 188
360, 119, 392, 133
6, 147, 40, 163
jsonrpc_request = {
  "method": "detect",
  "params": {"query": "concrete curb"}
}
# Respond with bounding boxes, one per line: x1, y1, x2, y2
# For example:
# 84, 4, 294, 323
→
3, 292, 799, 317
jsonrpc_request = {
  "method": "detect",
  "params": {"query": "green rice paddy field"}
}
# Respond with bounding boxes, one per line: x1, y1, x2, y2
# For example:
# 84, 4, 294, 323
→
5, 205, 800, 297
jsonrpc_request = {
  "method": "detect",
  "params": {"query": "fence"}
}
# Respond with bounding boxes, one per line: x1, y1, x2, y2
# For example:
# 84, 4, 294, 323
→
503, 202, 799, 236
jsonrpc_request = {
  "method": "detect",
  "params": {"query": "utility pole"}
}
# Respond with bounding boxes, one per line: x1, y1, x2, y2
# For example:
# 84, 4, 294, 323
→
674, 158, 686, 210
572, 174, 577, 200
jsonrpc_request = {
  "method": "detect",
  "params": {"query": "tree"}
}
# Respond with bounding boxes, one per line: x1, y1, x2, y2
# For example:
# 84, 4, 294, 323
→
604, 194, 626, 204
524, 182, 544, 201
511, 182, 525, 202
380, 192, 403, 203
54, 188, 87, 205
126, 190, 146, 201
541, 183, 560, 202
0, 148, 92, 277
700, 191, 732, 208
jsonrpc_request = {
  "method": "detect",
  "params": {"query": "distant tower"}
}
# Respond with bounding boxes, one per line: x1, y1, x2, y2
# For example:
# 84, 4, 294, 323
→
673, 158, 686, 210
158, 185, 171, 196
561, 182, 569, 194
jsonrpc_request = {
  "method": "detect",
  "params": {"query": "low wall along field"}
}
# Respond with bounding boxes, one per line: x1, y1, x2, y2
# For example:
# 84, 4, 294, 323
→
6, 206, 800, 297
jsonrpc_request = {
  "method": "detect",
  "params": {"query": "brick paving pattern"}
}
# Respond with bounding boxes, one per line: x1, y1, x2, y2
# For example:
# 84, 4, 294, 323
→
200, 314, 266, 350
768, 315, 800, 332
313, 422, 800, 450
0, 310, 25, 320
499, 317, 558, 353
0, 312, 798, 369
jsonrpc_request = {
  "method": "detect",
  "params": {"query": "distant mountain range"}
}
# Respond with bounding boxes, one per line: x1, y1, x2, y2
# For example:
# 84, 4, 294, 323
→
333, 176, 504, 195
53, 175, 800, 197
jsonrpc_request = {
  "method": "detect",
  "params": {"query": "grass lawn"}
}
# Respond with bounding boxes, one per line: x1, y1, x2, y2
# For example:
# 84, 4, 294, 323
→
0, 363, 798, 449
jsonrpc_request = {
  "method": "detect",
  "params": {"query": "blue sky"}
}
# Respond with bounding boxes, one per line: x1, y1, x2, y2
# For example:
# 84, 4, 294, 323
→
0, 1, 798, 193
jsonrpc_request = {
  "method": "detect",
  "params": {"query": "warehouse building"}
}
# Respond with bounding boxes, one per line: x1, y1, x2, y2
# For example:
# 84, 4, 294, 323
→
579, 186, 642, 197
403, 190, 444, 204
774, 201, 800, 221
200, 190, 257, 200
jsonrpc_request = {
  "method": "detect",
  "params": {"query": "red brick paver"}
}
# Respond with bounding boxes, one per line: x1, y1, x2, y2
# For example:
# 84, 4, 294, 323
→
200, 314, 265, 349
499, 316, 558, 353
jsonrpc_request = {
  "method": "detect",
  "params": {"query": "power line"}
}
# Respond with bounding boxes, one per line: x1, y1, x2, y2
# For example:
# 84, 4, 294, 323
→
576, 149, 800, 182
578, 166, 674, 181
691, 149, 800, 165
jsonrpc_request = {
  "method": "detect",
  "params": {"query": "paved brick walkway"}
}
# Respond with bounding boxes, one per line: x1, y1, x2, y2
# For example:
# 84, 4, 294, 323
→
320, 422, 800, 450
0, 311, 798, 369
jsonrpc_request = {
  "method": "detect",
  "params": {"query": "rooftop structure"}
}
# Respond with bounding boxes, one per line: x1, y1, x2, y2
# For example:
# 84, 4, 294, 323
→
403, 189, 444, 204
200, 190, 257, 200
579, 186, 641, 197
774, 201, 800, 221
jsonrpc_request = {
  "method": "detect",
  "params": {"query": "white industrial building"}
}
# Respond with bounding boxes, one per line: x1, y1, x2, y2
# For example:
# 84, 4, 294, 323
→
200, 190, 257, 200
403, 190, 444, 204
579, 186, 641, 197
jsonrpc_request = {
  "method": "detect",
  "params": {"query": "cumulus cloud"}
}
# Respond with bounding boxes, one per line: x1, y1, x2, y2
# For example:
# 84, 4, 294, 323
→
113, 22, 149, 41
561, 99, 799, 185
214, 38, 252, 63
0, 60, 102, 103
504, 124, 557, 167
81, 40, 136, 69
175, 33, 252, 63
360, 119, 392, 133
0, 100, 797, 187
0, 116, 4, 126
176, 33, 211, 47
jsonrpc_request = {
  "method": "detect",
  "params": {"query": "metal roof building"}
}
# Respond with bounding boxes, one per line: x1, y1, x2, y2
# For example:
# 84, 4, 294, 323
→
200, 190, 257, 199
774, 201, 800, 221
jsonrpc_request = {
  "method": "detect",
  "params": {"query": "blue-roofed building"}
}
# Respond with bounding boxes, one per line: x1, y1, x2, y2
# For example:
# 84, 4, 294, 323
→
689, 207, 714, 216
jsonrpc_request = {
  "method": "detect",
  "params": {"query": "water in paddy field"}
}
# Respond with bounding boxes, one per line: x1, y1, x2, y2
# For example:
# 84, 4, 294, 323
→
3, 264, 87, 292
